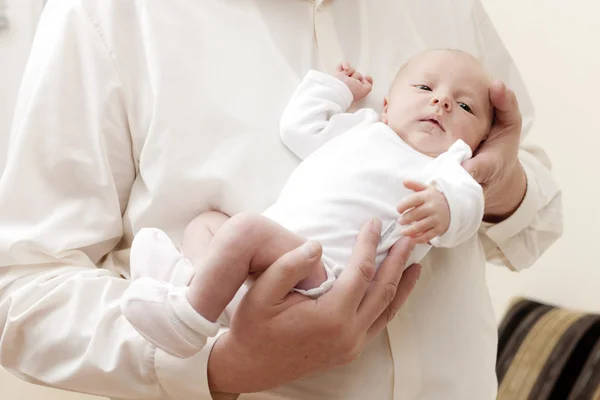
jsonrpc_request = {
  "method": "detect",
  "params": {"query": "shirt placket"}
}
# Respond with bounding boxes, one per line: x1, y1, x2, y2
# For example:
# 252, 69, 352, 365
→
311, 0, 344, 72
311, 1, 402, 399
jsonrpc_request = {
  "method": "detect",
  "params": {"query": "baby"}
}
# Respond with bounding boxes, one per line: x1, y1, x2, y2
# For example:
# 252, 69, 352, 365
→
121, 49, 493, 358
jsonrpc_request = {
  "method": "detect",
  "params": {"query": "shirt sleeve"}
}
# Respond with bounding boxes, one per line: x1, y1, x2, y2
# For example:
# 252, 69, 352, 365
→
0, 2, 219, 399
480, 145, 563, 271
473, 1, 563, 270
279, 70, 379, 160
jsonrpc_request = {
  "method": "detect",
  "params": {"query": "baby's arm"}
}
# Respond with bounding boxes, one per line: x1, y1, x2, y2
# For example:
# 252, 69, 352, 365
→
280, 63, 377, 160
397, 162, 484, 247
396, 180, 453, 245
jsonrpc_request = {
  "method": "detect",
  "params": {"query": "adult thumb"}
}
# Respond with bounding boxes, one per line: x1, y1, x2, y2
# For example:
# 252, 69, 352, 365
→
462, 152, 494, 185
250, 241, 323, 304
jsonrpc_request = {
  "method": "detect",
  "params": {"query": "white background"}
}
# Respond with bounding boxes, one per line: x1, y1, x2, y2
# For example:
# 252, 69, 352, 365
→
0, 0, 599, 399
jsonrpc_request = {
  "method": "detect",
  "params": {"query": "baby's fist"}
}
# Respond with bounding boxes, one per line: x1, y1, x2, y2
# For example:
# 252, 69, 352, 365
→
396, 180, 451, 244
334, 62, 373, 102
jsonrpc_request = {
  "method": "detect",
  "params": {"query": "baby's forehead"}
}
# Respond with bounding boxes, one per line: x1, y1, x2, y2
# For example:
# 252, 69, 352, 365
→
407, 50, 489, 78
401, 50, 491, 97
404, 50, 492, 81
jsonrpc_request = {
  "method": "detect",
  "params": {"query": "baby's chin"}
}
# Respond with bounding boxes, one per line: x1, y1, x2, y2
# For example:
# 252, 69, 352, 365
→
395, 130, 449, 158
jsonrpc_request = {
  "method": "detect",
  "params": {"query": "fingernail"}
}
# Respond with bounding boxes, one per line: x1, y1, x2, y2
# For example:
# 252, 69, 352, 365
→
303, 241, 321, 260
372, 218, 382, 234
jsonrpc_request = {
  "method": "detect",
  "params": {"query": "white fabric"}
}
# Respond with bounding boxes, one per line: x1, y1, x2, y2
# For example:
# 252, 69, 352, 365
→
130, 228, 195, 285
292, 257, 338, 297
122, 278, 220, 359
124, 71, 483, 357
0, 0, 562, 400
124, 228, 217, 359
273, 70, 483, 264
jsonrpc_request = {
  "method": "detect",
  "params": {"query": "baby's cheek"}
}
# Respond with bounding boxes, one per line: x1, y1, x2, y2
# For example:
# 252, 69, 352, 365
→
396, 106, 418, 127
477, 122, 491, 144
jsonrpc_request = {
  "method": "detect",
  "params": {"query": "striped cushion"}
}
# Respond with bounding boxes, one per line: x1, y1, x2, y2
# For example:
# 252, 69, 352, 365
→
497, 298, 600, 400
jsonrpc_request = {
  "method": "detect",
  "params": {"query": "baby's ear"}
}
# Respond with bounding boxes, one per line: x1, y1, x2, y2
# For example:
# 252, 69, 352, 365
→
381, 97, 389, 123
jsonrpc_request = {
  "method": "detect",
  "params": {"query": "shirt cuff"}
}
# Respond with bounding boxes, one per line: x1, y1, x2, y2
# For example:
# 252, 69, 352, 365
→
482, 163, 538, 246
480, 164, 539, 270
305, 69, 354, 109
155, 329, 236, 400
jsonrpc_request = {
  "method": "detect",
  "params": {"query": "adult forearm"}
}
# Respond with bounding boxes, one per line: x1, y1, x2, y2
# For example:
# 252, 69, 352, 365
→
483, 162, 527, 222
0, 266, 168, 399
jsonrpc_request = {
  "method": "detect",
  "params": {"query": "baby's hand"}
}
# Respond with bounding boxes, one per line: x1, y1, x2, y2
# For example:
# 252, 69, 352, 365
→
396, 180, 450, 244
334, 62, 373, 102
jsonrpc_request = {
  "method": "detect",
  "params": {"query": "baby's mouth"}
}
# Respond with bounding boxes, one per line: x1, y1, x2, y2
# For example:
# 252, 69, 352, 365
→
421, 118, 445, 132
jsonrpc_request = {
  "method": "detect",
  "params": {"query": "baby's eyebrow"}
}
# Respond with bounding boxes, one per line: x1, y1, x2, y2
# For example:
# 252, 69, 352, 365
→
419, 71, 438, 82
457, 87, 490, 107
455, 87, 478, 98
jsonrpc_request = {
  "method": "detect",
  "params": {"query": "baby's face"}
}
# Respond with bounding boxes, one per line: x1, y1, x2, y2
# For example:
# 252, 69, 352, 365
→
382, 50, 493, 157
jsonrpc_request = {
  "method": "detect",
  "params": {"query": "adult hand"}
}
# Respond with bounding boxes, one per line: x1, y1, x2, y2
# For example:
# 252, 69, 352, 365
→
462, 79, 527, 222
207, 219, 421, 394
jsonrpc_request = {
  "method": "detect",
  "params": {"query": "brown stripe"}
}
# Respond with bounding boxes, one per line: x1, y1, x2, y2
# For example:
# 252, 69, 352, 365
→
497, 303, 554, 383
497, 299, 545, 361
593, 384, 600, 400
529, 314, 600, 399
497, 309, 584, 399
568, 331, 600, 400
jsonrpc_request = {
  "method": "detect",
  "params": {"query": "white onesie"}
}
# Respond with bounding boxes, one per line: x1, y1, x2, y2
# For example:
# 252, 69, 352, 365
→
121, 70, 484, 358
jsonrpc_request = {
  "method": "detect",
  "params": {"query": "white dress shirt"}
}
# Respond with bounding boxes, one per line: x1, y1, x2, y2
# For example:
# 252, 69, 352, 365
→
0, 1, 562, 400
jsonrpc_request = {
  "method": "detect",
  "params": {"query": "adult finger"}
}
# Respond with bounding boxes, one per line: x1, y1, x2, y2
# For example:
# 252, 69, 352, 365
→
366, 263, 421, 340
250, 240, 323, 305
328, 219, 382, 310
358, 238, 416, 329
462, 150, 496, 186
489, 79, 520, 127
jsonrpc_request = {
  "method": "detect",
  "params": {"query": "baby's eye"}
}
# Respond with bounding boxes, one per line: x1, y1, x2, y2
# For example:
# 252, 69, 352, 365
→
459, 103, 473, 114
416, 85, 432, 91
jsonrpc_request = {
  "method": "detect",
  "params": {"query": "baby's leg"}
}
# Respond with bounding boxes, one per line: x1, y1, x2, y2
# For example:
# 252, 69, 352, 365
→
186, 212, 327, 322
181, 210, 230, 267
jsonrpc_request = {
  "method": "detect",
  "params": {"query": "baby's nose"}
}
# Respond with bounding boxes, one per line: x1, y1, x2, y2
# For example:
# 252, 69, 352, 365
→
431, 97, 451, 111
